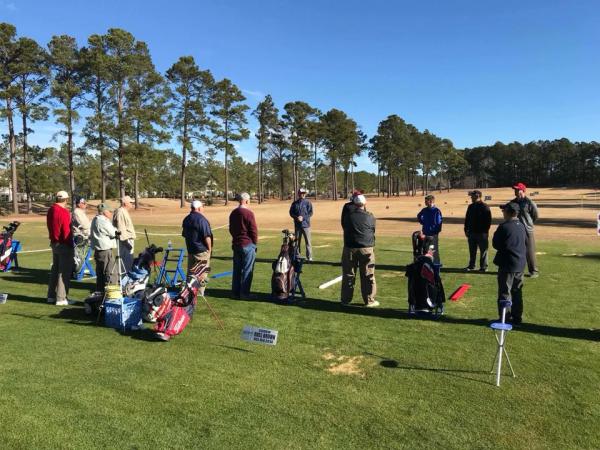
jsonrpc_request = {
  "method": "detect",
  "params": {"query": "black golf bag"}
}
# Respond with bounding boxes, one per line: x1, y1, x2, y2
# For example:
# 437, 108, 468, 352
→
271, 229, 305, 303
411, 230, 434, 260
0, 221, 20, 272
121, 244, 163, 297
405, 254, 445, 315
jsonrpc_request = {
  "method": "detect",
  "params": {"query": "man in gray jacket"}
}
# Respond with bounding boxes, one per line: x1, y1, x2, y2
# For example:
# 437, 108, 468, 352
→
90, 203, 118, 293
512, 182, 539, 278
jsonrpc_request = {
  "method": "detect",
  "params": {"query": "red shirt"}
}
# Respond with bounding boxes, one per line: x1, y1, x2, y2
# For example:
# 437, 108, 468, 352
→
229, 207, 258, 248
47, 203, 73, 245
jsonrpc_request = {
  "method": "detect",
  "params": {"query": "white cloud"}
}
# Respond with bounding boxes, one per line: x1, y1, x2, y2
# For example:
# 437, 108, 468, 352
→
242, 89, 265, 99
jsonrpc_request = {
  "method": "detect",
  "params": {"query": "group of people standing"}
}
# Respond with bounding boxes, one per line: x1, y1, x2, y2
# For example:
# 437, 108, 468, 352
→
46, 183, 539, 325
46, 192, 137, 304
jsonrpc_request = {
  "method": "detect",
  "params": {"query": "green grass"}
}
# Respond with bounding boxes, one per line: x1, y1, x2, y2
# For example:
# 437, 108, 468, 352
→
0, 222, 598, 449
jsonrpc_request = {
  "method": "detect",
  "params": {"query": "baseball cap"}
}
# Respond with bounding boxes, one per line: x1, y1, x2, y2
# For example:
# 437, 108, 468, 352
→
512, 182, 527, 192
353, 194, 367, 206
238, 192, 250, 201
56, 190, 69, 200
121, 195, 134, 204
77, 196, 86, 204
298, 188, 307, 194
500, 202, 520, 214
98, 203, 113, 213
191, 200, 203, 209
468, 190, 482, 197
425, 194, 435, 201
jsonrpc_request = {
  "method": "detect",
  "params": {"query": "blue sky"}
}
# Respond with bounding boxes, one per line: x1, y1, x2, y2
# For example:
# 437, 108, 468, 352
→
2, 0, 600, 171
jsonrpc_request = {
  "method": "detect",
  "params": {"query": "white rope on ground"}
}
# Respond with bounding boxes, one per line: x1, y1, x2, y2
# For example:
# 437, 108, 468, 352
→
145, 223, 228, 237
20, 248, 52, 254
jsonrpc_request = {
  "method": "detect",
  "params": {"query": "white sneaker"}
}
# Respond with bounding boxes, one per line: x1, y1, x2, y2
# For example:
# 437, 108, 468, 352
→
47, 298, 56, 304
55, 299, 73, 306
365, 300, 380, 308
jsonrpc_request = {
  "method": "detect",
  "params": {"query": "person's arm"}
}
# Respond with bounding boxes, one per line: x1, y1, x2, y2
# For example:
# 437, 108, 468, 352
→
248, 212, 258, 245
202, 221, 212, 253
464, 206, 470, 235
492, 225, 504, 251
417, 210, 423, 225
436, 209, 443, 233
307, 201, 313, 218
530, 200, 538, 223
484, 205, 492, 232
289, 202, 296, 219
61, 209, 72, 242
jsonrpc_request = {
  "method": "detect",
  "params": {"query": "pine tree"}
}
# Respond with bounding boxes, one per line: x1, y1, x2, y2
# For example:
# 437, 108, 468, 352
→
210, 78, 249, 205
166, 56, 214, 207
252, 94, 279, 203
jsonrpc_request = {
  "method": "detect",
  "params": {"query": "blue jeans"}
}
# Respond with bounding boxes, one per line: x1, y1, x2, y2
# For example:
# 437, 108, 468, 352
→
232, 243, 256, 297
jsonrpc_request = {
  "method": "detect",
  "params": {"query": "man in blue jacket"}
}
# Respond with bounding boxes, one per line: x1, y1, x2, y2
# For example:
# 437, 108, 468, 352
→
182, 200, 212, 295
289, 188, 313, 261
417, 195, 443, 263
492, 202, 527, 325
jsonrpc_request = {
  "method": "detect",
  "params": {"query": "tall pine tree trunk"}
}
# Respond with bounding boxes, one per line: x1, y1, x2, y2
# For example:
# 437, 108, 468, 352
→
257, 146, 262, 204
134, 123, 141, 210
6, 100, 18, 214
180, 123, 188, 208
21, 112, 32, 213
224, 118, 229, 206
279, 154, 284, 200
117, 85, 125, 199
313, 143, 318, 201
67, 106, 76, 211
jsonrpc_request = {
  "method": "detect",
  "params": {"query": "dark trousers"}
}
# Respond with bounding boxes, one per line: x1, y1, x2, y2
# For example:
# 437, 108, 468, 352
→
467, 232, 489, 269
95, 249, 116, 293
526, 232, 538, 274
47, 243, 74, 301
232, 243, 256, 298
294, 224, 312, 259
119, 240, 133, 273
497, 271, 524, 321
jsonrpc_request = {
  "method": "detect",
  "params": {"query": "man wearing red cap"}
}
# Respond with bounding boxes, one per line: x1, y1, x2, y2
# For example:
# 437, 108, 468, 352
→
512, 182, 539, 278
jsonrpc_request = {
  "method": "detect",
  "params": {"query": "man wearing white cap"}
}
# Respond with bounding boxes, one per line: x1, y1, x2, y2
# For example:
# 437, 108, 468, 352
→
340, 194, 378, 307
90, 203, 118, 293
46, 190, 74, 305
113, 195, 136, 273
182, 200, 213, 294
289, 188, 313, 260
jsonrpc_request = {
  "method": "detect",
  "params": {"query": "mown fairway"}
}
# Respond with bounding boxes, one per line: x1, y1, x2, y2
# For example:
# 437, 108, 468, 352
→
0, 222, 598, 449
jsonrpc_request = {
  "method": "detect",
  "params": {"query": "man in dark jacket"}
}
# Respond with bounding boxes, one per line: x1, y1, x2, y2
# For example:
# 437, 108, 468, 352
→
512, 182, 539, 278
182, 200, 212, 295
289, 188, 313, 261
417, 195, 443, 263
340, 194, 378, 307
492, 202, 527, 324
229, 192, 258, 299
464, 190, 492, 271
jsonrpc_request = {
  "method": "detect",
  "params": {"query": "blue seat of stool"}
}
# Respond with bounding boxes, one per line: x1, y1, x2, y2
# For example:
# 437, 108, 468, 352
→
490, 322, 513, 331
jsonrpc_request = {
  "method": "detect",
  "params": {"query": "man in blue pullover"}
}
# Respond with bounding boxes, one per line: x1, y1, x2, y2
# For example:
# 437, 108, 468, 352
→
417, 194, 443, 264
289, 188, 313, 261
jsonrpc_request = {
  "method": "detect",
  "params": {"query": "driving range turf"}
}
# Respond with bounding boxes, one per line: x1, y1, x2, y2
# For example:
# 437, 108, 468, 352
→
0, 222, 598, 449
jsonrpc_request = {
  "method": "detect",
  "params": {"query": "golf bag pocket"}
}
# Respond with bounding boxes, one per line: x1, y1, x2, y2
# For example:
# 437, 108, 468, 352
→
141, 286, 170, 323
154, 305, 191, 337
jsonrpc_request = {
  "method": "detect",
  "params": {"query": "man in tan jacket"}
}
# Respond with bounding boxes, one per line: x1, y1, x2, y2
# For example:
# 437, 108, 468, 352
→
113, 195, 136, 273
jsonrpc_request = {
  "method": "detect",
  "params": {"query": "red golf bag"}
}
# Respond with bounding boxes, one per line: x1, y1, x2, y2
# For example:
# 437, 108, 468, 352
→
0, 221, 20, 272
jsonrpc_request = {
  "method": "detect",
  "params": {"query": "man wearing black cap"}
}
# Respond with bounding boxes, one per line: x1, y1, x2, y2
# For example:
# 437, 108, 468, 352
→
464, 190, 492, 271
289, 188, 313, 261
511, 182, 539, 278
492, 202, 527, 325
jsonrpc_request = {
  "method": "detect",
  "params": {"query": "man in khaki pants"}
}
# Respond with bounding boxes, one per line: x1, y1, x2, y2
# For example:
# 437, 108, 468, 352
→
113, 195, 136, 273
340, 194, 378, 307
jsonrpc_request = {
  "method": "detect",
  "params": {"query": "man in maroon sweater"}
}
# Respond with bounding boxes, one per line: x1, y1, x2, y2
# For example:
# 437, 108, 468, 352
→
229, 192, 258, 299
46, 190, 75, 305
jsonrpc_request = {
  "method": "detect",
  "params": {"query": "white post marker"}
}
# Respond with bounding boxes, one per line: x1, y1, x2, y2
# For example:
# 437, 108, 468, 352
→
318, 275, 343, 290
597, 212, 600, 236
241, 325, 278, 346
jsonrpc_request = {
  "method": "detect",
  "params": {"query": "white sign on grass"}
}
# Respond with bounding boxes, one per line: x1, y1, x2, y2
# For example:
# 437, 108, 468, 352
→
241, 325, 278, 346
597, 213, 600, 236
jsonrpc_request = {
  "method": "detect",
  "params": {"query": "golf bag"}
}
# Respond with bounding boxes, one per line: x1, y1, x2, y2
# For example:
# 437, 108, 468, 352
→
72, 234, 89, 278
271, 229, 305, 302
405, 254, 445, 315
0, 221, 20, 272
151, 259, 210, 341
412, 230, 434, 260
121, 244, 163, 297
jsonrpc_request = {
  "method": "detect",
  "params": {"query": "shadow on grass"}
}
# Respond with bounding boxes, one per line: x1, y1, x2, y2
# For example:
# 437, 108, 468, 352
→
365, 351, 493, 386
0, 267, 96, 292
205, 288, 599, 342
